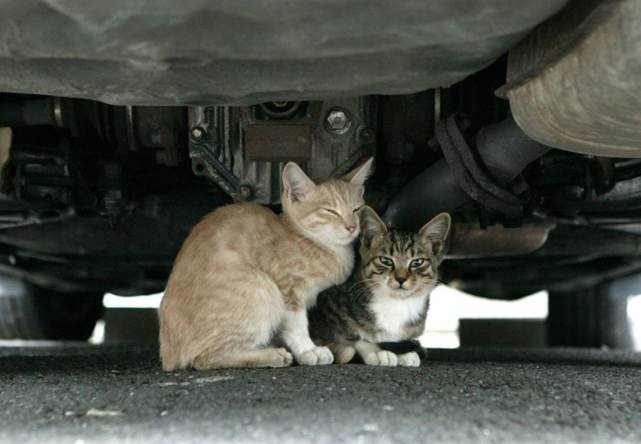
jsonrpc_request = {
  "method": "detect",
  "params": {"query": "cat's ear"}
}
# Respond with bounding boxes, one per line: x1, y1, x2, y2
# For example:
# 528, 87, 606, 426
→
419, 213, 451, 257
282, 163, 316, 202
359, 205, 387, 248
342, 158, 373, 189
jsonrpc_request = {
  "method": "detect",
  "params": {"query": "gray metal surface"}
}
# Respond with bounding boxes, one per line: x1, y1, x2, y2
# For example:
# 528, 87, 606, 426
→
506, 0, 641, 157
189, 99, 374, 204
0, 0, 568, 105
1, 344, 641, 443
446, 222, 555, 259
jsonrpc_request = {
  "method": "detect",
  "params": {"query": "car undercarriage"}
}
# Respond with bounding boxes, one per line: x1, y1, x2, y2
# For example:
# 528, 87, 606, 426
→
0, 0, 639, 347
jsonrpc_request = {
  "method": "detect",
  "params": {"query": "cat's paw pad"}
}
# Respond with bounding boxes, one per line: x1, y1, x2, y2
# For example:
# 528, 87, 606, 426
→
296, 346, 334, 366
364, 350, 398, 367
269, 348, 294, 368
397, 351, 421, 367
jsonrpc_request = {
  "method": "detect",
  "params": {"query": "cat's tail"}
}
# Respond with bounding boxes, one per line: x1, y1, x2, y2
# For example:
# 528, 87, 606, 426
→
159, 336, 183, 371
159, 323, 187, 371
158, 291, 193, 371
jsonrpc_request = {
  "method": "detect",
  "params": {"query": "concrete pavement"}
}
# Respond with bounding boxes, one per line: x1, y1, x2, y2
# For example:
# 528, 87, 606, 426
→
1, 345, 640, 443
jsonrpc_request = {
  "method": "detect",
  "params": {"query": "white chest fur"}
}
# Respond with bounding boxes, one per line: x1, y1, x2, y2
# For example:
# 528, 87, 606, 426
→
367, 292, 428, 342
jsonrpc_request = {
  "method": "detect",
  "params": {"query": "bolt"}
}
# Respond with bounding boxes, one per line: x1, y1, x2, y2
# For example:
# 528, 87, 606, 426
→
238, 185, 253, 201
359, 128, 375, 145
193, 159, 206, 174
190, 127, 205, 142
326, 109, 351, 133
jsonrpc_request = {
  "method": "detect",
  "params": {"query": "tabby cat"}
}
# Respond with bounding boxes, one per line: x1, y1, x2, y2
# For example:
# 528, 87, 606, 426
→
308, 206, 450, 367
159, 159, 372, 370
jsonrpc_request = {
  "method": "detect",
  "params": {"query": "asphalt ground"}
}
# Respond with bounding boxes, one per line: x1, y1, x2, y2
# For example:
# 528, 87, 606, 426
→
1, 345, 641, 444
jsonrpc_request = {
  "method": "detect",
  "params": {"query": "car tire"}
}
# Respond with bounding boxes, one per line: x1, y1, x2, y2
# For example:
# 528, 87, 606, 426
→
547, 279, 634, 349
0, 275, 104, 340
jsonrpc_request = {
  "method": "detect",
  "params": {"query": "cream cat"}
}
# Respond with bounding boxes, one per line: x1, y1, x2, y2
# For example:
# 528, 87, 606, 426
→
159, 159, 372, 370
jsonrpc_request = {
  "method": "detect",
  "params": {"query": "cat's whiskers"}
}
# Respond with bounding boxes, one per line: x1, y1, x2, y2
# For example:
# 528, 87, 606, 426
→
351, 283, 376, 299
348, 281, 364, 292
373, 281, 386, 296
350, 277, 377, 289
357, 277, 380, 293
414, 280, 434, 291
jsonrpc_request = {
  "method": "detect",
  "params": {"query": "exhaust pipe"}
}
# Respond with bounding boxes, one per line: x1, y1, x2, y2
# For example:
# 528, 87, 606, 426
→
382, 114, 552, 256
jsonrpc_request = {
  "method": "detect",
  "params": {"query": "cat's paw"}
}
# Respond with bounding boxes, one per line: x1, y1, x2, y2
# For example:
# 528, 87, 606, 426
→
364, 350, 398, 367
295, 346, 334, 366
397, 351, 421, 367
268, 348, 294, 368
334, 345, 356, 364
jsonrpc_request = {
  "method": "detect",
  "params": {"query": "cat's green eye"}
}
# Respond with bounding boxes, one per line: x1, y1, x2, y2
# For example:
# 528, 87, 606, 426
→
379, 256, 394, 267
410, 259, 425, 268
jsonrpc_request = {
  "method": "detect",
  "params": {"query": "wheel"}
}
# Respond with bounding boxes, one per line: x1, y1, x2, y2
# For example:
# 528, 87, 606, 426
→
0, 275, 104, 340
547, 277, 635, 349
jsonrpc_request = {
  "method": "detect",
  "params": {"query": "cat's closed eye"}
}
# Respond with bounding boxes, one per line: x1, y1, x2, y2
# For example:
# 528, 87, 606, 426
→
324, 208, 340, 217
379, 256, 394, 267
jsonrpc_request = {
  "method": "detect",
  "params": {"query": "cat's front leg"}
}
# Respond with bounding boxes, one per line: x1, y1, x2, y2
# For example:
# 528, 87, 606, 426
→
281, 309, 334, 366
355, 340, 398, 367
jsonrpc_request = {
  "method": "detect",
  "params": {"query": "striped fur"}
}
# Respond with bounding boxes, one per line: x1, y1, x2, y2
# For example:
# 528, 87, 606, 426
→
309, 206, 450, 367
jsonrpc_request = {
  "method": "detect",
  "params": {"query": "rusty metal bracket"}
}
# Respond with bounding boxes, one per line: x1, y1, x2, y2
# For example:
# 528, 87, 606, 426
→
245, 125, 312, 162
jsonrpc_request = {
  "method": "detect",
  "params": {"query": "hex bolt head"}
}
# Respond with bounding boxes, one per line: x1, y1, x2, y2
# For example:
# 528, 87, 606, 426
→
326, 109, 351, 133
238, 185, 253, 201
190, 127, 205, 142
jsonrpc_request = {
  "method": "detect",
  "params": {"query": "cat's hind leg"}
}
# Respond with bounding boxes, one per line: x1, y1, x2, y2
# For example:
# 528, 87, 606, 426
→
355, 340, 398, 367
178, 257, 288, 370
192, 348, 293, 370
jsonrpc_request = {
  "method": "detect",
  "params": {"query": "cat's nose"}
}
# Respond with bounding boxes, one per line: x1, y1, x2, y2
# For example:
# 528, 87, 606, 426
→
396, 276, 407, 286
347, 225, 357, 234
